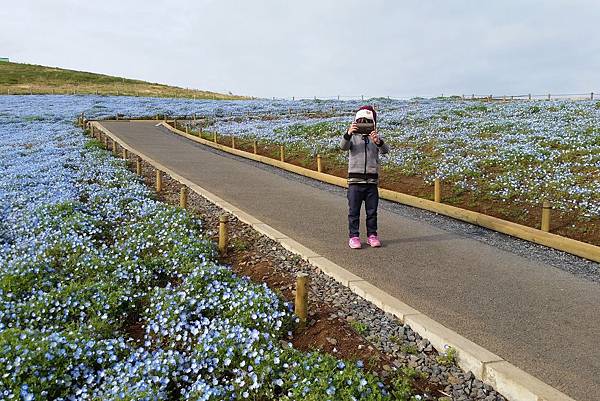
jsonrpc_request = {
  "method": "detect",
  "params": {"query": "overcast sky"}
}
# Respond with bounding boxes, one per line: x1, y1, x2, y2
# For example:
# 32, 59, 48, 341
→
2, 0, 599, 98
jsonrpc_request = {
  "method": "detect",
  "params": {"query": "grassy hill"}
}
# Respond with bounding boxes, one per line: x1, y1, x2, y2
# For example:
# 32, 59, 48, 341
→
0, 62, 247, 100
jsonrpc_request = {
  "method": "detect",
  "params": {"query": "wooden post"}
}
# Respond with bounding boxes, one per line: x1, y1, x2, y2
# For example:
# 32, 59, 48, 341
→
547, 94, 551, 100
103, 136, 108, 149
253, 140, 257, 154
295, 273, 309, 328
213, 132, 217, 143
185, 126, 189, 134
174, 119, 177, 130
136, 157, 142, 175
112, 140, 117, 155
280, 145, 285, 162
122, 148, 128, 160
156, 169, 162, 193
541, 200, 551, 232
434, 178, 441, 203
592, 92, 595, 100
231, 136, 236, 149
180, 186, 188, 209
317, 154, 322, 172
528, 93, 532, 100
218, 214, 228, 255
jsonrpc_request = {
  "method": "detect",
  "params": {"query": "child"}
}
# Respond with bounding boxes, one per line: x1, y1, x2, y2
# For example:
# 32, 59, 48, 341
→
340, 105, 390, 249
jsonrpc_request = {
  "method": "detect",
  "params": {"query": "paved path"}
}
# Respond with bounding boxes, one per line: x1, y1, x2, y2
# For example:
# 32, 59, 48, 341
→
100, 121, 599, 401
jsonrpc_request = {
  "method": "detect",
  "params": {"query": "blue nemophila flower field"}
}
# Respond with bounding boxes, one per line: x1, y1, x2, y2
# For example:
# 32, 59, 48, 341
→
209, 99, 600, 219
0, 96, 420, 400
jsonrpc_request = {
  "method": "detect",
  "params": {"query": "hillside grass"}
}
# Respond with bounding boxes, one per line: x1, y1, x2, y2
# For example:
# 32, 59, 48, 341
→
0, 62, 247, 100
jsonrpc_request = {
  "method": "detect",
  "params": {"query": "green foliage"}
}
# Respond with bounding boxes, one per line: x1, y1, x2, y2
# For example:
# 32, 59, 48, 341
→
389, 367, 426, 401
0, 329, 131, 400
436, 346, 457, 366
389, 374, 413, 401
401, 366, 427, 380
400, 344, 418, 354
278, 350, 390, 401
23, 115, 44, 121
0, 61, 245, 99
275, 121, 344, 141
466, 104, 488, 113
349, 320, 369, 335
230, 238, 249, 252
84, 139, 103, 149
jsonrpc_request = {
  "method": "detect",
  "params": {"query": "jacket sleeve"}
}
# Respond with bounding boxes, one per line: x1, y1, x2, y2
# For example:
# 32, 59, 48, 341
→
377, 139, 390, 155
340, 131, 352, 150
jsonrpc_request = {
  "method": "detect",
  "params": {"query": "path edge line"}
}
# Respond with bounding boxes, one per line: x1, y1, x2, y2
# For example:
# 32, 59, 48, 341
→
91, 121, 578, 401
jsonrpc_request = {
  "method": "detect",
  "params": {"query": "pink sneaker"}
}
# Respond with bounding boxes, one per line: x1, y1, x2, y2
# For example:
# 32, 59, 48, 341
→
348, 237, 362, 249
367, 235, 381, 247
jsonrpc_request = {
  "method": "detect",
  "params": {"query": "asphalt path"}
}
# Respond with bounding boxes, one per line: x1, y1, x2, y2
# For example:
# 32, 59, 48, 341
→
100, 120, 600, 401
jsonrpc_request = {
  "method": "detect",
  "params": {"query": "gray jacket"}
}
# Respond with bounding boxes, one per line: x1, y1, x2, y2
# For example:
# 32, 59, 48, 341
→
340, 132, 390, 184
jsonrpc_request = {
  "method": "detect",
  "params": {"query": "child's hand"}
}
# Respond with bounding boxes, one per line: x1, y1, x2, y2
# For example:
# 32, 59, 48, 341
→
369, 130, 381, 144
348, 123, 359, 135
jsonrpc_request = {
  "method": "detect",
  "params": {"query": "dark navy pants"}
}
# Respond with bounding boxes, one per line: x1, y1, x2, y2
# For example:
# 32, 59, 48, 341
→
347, 184, 379, 238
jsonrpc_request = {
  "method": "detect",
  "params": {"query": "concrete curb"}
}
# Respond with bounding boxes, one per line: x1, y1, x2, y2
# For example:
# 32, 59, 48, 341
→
91, 121, 578, 401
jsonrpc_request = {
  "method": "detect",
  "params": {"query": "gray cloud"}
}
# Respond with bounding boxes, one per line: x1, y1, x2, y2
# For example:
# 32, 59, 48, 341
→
1, 0, 599, 98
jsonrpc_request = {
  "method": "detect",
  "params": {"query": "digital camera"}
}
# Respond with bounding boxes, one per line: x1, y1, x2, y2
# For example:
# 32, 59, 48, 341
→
354, 122, 374, 136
